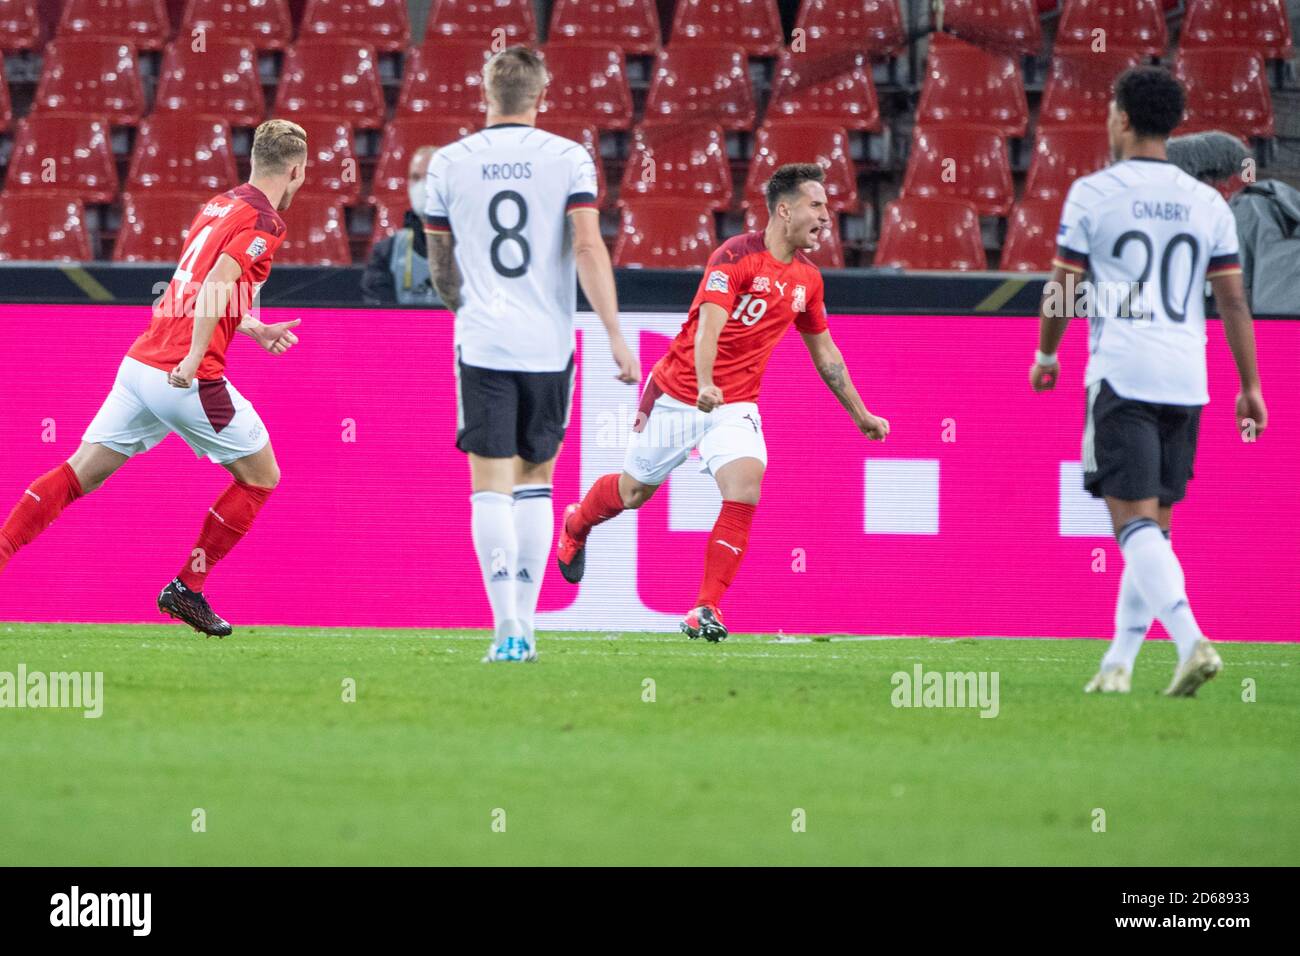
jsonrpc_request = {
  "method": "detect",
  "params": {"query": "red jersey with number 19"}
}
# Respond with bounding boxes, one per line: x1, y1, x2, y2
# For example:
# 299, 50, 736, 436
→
128, 183, 287, 381
652, 232, 828, 406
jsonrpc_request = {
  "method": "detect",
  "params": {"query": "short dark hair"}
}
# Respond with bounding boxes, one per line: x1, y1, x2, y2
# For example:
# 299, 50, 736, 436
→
1114, 66, 1185, 139
765, 163, 824, 212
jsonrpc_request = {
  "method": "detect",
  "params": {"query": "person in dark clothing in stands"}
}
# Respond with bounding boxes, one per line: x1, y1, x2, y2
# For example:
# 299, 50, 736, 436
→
1167, 130, 1300, 316
361, 146, 442, 306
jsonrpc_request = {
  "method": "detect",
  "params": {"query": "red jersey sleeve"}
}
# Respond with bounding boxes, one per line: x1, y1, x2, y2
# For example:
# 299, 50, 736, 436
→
221, 224, 283, 275
697, 245, 753, 315
794, 272, 828, 334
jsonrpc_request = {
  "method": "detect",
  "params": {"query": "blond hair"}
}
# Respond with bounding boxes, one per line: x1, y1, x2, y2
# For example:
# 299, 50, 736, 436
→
483, 46, 548, 116
251, 119, 308, 174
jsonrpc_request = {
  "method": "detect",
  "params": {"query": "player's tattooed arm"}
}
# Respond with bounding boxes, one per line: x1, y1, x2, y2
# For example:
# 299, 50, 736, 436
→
426, 232, 463, 312
572, 208, 640, 383
801, 330, 889, 441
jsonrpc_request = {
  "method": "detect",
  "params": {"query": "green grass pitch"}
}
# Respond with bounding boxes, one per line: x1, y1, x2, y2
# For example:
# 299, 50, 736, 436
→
1, 623, 1296, 866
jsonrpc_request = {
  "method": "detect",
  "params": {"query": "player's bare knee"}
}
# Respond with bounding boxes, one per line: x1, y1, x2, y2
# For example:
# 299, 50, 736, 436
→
66, 444, 124, 495
619, 474, 656, 510
517, 457, 556, 487
248, 461, 281, 489
228, 458, 280, 489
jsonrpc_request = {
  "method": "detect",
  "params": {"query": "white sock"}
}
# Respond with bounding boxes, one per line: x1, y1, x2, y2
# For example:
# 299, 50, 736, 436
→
1101, 562, 1154, 672
512, 484, 553, 635
470, 491, 519, 638
1117, 519, 1203, 664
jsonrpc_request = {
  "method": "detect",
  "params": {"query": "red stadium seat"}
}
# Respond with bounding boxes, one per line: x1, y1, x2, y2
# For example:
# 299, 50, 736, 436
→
936, 0, 1042, 55
1038, 49, 1141, 128
643, 44, 755, 131
745, 121, 859, 212
768, 47, 881, 132
1056, 0, 1167, 57
113, 191, 209, 262
368, 198, 401, 253
548, 0, 660, 56
744, 204, 845, 268
181, 0, 293, 51
397, 40, 491, 119
537, 119, 607, 204
875, 197, 986, 271
620, 123, 731, 210
154, 39, 265, 128
426, 0, 536, 45
5, 114, 118, 203
1181, 0, 1293, 61
127, 115, 238, 194
0, 0, 42, 51
275, 40, 386, 129
614, 199, 717, 268
670, 0, 783, 57
0, 194, 93, 261
299, 0, 410, 53
57, 0, 170, 48
291, 118, 362, 205
371, 116, 476, 207
917, 34, 1028, 137
901, 125, 1013, 217
276, 193, 351, 264
1001, 198, 1066, 271
0, 70, 10, 132
1175, 48, 1274, 139
34, 38, 145, 126
793, 0, 905, 57
1023, 126, 1110, 201
541, 43, 633, 131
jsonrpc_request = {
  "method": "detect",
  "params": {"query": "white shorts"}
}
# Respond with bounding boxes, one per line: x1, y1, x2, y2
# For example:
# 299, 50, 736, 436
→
623, 379, 767, 486
83, 356, 269, 465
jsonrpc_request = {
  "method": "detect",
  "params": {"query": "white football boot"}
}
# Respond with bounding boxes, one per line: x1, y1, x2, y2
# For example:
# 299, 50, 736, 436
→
1084, 663, 1132, 694
482, 620, 538, 663
1164, 638, 1222, 697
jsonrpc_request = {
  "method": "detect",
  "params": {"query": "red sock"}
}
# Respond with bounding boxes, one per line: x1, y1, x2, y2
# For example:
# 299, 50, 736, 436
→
696, 500, 756, 609
566, 472, 625, 542
178, 480, 274, 591
0, 462, 84, 568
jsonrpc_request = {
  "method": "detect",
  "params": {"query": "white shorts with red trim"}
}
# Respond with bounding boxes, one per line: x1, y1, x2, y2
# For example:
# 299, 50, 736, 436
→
83, 356, 269, 465
622, 377, 767, 486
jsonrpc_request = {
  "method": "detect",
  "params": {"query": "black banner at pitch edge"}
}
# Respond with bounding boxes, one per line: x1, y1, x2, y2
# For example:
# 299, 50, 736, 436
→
0, 867, 1278, 942
2, 264, 1295, 318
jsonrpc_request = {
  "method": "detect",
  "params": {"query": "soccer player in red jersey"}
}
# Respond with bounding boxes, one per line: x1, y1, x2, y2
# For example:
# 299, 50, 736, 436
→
0, 120, 309, 636
556, 164, 891, 640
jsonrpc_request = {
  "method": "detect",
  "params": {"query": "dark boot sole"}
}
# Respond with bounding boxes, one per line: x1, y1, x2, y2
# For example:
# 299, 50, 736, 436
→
157, 592, 232, 638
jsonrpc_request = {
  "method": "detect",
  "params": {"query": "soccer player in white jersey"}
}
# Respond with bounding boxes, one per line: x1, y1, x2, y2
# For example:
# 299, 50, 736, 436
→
1030, 66, 1268, 696
423, 46, 640, 663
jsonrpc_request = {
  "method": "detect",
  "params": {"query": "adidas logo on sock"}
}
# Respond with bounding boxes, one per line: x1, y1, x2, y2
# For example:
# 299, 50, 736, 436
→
516, 568, 532, 582
491, 568, 510, 580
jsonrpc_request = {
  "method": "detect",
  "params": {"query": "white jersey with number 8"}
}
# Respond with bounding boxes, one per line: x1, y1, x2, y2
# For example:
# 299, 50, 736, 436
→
424, 124, 599, 373
1054, 157, 1242, 406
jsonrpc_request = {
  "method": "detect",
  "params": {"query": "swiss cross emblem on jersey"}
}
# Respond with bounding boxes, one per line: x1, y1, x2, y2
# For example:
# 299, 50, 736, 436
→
751, 275, 771, 293
792, 284, 807, 312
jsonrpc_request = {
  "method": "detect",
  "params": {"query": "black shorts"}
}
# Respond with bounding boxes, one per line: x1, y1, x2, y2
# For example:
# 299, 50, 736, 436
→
455, 351, 576, 462
1082, 379, 1202, 506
